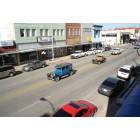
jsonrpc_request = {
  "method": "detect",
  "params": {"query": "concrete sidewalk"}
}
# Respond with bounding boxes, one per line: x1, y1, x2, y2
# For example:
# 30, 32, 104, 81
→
15, 55, 71, 71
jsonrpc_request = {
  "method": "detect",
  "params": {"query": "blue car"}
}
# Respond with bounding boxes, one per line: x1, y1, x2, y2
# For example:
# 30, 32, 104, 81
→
47, 63, 75, 81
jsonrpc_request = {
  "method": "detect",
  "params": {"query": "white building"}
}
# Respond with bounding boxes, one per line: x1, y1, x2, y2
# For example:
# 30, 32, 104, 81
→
101, 27, 140, 46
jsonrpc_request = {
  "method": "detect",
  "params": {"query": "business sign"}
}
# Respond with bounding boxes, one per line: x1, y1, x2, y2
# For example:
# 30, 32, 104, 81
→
37, 36, 53, 43
0, 40, 14, 47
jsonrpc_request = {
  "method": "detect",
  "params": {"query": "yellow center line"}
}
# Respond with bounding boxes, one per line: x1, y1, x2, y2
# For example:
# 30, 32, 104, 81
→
0, 80, 53, 103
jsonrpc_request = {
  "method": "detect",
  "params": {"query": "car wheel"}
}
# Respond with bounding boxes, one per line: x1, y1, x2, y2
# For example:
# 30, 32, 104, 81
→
30, 67, 33, 71
9, 72, 14, 77
70, 71, 73, 76
42, 64, 45, 68
55, 77, 60, 82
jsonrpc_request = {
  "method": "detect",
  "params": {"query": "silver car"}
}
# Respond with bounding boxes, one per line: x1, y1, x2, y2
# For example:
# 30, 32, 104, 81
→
22, 60, 47, 72
0, 65, 16, 79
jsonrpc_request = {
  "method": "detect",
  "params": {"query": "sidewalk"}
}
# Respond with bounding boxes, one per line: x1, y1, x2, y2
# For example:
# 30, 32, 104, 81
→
15, 55, 71, 71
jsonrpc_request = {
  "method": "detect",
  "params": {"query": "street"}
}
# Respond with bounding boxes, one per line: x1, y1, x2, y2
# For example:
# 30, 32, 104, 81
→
0, 46, 138, 117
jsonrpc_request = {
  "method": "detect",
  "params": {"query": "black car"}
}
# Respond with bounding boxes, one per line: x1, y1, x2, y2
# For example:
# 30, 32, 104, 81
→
22, 60, 46, 72
98, 77, 125, 97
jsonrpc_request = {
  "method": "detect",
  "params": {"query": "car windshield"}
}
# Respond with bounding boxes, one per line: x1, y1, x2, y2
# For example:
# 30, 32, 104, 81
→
53, 109, 72, 117
119, 68, 130, 73
74, 51, 82, 54
102, 80, 116, 88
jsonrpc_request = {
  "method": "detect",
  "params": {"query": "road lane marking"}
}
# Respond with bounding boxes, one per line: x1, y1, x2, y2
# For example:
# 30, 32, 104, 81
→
0, 80, 53, 103
12, 100, 41, 115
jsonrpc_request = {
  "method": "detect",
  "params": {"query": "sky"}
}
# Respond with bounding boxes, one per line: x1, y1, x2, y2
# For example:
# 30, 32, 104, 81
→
100, 23, 140, 30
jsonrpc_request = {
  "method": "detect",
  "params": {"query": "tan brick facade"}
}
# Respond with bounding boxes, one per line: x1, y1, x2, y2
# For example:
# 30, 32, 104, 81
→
66, 23, 81, 45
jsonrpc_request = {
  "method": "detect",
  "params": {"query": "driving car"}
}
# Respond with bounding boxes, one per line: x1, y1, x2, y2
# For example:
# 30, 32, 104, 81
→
117, 65, 134, 80
71, 50, 86, 59
47, 63, 75, 81
98, 77, 126, 97
22, 60, 46, 71
53, 100, 97, 117
111, 48, 122, 55
92, 54, 106, 64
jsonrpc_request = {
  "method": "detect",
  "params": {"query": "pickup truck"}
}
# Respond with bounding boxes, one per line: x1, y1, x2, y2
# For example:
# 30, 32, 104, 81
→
47, 63, 75, 81
92, 55, 106, 64
71, 50, 86, 59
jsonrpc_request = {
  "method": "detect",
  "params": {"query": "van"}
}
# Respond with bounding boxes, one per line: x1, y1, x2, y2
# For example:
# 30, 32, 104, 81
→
0, 65, 16, 79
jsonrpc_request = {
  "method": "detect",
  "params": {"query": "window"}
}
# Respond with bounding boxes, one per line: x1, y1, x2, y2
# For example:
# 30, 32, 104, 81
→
32, 29, 36, 37
20, 29, 25, 37
40, 29, 44, 36
45, 29, 49, 36
26, 29, 30, 37
68, 28, 71, 36
61, 29, 64, 36
53, 29, 56, 36
78, 28, 80, 36
76, 109, 88, 117
74, 28, 77, 36
57, 29, 59, 36
73, 28, 75, 36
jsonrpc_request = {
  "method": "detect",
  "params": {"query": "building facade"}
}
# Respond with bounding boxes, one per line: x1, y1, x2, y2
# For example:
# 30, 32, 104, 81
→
81, 23, 93, 51
101, 27, 140, 46
92, 25, 103, 47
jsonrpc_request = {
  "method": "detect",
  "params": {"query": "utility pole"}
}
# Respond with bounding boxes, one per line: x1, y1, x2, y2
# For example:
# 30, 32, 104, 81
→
51, 36, 54, 61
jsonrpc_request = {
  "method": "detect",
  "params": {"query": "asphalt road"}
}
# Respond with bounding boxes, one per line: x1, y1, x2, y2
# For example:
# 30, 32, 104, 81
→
0, 46, 138, 117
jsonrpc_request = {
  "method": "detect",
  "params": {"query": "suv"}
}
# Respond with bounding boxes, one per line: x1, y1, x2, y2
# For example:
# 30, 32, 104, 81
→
47, 63, 75, 81
117, 65, 134, 80
22, 60, 46, 71
0, 65, 16, 79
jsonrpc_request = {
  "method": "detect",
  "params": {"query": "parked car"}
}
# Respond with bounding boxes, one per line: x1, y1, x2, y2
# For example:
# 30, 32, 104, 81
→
47, 63, 75, 81
98, 77, 126, 97
104, 46, 112, 51
111, 48, 122, 55
71, 50, 85, 59
95, 48, 105, 53
53, 100, 97, 117
0, 65, 16, 79
85, 50, 96, 56
117, 65, 134, 80
22, 60, 46, 71
92, 55, 106, 64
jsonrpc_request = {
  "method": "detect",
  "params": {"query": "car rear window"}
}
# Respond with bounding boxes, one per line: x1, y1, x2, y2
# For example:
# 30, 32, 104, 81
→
53, 109, 72, 117
119, 68, 130, 73
102, 80, 116, 88
69, 102, 80, 109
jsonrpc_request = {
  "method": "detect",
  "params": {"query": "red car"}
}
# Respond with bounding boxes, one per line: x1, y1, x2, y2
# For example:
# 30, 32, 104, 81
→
53, 100, 97, 117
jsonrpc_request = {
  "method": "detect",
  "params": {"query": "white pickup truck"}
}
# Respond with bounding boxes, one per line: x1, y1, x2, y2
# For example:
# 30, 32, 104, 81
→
71, 50, 86, 59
